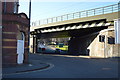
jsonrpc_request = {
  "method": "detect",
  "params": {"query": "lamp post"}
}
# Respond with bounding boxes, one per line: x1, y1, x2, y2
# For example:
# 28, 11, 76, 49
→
28, 0, 31, 63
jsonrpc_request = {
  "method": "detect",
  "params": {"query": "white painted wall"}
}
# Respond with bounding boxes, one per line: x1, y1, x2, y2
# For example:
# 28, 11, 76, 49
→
114, 19, 120, 44
17, 33, 25, 64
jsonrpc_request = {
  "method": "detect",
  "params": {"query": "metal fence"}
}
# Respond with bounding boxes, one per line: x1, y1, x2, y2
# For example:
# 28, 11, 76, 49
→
32, 3, 119, 26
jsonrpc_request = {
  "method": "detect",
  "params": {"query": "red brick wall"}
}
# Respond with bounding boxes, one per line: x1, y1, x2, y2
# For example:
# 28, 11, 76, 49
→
3, 41, 17, 47
2, 2, 18, 13
2, 23, 18, 32
3, 33, 16, 39
2, 13, 29, 67
6, 2, 14, 13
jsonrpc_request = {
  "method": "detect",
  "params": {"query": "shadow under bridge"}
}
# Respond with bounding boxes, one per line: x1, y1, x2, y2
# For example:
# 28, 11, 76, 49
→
31, 19, 112, 55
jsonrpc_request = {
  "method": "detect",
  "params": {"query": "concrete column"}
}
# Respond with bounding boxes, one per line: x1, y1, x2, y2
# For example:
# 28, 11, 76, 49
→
33, 35, 36, 53
30, 35, 33, 53
33, 35, 38, 53
68, 37, 89, 55
68, 37, 80, 55
35, 37, 38, 53
68, 33, 98, 56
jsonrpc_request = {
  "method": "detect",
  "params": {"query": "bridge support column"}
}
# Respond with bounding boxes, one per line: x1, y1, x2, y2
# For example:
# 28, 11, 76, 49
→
33, 36, 38, 53
68, 37, 89, 55
68, 35, 97, 56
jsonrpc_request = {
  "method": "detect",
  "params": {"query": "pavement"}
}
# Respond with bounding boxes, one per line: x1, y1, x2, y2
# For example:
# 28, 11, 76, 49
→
2, 59, 50, 75
2, 53, 119, 79
2, 53, 119, 78
2, 53, 92, 75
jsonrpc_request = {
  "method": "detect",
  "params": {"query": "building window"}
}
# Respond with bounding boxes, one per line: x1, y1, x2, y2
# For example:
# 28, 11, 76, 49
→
99, 35, 105, 42
108, 37, 115, 44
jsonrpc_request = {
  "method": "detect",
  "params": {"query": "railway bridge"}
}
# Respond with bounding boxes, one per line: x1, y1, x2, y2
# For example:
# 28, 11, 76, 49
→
30, 3, 120, 58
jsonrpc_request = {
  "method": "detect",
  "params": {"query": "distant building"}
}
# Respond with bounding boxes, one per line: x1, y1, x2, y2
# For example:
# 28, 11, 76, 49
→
2, 0, 29, 67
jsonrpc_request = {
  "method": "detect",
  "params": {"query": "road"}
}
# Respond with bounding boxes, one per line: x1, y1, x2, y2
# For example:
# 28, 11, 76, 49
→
3, 53, 119, 78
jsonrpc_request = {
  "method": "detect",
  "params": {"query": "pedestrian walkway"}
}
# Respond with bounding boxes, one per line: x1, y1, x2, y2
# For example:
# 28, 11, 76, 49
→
2, 60, 50, 75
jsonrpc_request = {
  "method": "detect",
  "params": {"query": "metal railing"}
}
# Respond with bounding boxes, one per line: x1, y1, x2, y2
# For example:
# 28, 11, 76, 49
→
32, 3, 119, 26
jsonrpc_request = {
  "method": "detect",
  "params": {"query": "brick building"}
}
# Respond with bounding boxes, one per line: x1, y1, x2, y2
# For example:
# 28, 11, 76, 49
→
2, 0, 29, 67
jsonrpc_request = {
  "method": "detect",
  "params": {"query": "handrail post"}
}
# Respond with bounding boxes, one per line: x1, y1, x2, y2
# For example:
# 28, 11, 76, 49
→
112, 5, 113, 13
103, 7, 104, 14
67, 14, 68, 20
94, 9, 95, 16
118, 2, 120, 12
86, 10, 88, 17
47, 19, 48, 24
73, 13, 74, 19
35, 22, 36, 26
56, 17, 57, 22
39, 20, 40, 25
51, 18, 53, 23
79, 12, 81, 18
61, 16, 63, 21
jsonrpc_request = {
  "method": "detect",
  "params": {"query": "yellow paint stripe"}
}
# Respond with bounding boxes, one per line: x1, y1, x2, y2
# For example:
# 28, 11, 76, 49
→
3, 46, 17, 48
3, 39, 16, 41
3, 39, 28, 42
3, 32, 16, 34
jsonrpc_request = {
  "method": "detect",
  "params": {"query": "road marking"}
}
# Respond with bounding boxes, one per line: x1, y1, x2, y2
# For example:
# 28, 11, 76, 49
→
39, 62, 54, 71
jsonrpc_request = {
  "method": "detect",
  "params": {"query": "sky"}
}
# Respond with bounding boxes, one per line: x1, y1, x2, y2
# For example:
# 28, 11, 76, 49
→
18, 0, 119, 23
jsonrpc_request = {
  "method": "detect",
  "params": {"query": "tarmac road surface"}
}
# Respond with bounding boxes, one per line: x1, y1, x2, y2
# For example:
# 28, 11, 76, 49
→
3, 53, 119, 78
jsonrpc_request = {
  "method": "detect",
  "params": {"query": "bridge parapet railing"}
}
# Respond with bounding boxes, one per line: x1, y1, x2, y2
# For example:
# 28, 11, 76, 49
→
32, 3, 119, 26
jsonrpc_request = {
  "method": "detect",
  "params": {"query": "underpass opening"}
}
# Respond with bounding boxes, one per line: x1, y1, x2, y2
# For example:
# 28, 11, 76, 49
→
31, 25, 109, 56
36, 37, 70, 54
30, 18, 115, 57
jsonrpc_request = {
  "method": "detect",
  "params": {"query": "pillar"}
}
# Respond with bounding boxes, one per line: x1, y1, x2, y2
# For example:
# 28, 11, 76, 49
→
68, 37, 80, 55
33, 35, 38, 53
33, 35, 36, 53
68, 37, 89, 55
68, 34, 98, 56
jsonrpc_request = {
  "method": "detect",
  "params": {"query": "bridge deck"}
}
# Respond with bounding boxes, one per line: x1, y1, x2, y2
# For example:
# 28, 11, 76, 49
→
31, 12, 118, 32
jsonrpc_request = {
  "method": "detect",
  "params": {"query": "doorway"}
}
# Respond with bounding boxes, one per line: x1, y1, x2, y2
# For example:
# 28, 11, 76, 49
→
17, 32, 25, 64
